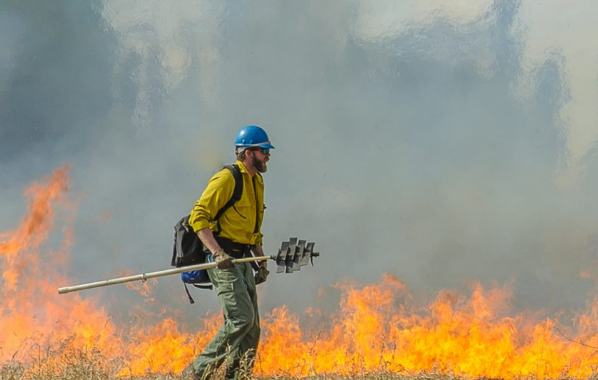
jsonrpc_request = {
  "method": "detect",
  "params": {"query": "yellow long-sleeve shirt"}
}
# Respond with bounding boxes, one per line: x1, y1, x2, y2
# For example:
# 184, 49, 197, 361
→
189, 161, 264, 245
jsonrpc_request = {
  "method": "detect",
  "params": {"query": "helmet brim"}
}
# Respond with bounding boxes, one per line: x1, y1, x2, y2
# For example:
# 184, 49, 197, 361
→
235, 142, 275, 149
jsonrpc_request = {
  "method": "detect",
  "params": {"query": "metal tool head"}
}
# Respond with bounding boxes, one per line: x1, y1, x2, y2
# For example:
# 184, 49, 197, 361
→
275, 238, 320, 273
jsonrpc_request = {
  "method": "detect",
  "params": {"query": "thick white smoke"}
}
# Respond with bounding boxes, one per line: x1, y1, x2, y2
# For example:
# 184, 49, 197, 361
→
1, 0, 598, 322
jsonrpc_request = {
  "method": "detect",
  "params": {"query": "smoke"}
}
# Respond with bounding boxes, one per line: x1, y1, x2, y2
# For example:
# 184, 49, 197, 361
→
2, 0, 598, 323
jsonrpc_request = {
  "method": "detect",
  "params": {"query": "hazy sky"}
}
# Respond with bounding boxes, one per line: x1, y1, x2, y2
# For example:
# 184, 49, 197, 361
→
2, 0, 598, 320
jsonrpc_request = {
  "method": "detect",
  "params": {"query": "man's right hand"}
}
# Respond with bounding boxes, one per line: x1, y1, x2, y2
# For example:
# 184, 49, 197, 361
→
213, 249, 234, 269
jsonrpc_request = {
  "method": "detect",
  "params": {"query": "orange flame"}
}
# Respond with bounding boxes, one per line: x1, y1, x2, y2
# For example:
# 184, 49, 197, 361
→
3, 167, 598, 378
0, 166, 122, 374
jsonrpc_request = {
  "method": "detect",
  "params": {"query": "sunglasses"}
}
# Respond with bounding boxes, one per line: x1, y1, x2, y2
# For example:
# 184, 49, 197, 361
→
250, 148, 270, 155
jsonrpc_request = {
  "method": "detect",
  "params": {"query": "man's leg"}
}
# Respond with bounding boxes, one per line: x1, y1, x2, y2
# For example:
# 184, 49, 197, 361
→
236, 264, 261, 376
192, 264, 256, 378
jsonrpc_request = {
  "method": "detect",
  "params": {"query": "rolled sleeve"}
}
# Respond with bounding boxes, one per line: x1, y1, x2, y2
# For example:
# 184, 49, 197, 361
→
254, 232, 263, 246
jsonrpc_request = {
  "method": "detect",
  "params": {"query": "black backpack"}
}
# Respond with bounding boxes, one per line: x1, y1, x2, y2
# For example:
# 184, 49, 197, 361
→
171, 164, 243, 303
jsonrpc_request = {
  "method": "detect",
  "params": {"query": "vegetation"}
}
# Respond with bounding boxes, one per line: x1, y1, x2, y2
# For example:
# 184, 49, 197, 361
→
0, 348, 466, 380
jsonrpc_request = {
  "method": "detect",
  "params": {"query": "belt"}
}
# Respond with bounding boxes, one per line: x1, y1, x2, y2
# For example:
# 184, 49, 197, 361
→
215, 237, 251, 259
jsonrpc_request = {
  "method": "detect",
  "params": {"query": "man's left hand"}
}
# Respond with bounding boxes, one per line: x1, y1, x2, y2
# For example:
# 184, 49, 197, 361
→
254, 266, 270, 285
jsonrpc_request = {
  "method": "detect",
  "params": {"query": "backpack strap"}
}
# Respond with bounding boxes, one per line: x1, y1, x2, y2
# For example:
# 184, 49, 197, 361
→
214, 164, 243, 234
183, 282, 213, 304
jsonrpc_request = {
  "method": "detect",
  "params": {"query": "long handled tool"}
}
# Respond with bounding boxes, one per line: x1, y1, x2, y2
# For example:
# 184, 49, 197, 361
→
58, 238, 319, 295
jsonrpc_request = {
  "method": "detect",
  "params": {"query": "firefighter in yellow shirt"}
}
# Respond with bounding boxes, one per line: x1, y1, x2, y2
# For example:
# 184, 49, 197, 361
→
184, 125, 274, 380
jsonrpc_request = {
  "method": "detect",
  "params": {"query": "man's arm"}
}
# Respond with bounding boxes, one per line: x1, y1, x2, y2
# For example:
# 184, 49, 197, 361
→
197, 227, 221, 254
189, 169, 235, 234
251, 244, 269, 285
197, 227, 233, 269
251, 244, 267, 269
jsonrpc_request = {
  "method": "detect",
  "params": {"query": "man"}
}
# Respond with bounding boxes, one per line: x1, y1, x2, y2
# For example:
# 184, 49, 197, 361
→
183, 125, 274, 380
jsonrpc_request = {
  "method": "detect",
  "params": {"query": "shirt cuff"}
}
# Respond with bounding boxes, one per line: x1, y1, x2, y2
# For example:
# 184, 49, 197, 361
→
189, 218, 210, 232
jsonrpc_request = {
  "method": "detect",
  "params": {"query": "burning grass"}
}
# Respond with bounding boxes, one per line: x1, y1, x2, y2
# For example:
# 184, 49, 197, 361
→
3, 351, 597, 380
0, 344, 557, 380
3, 334, 598, 380
7, 169, 598, 380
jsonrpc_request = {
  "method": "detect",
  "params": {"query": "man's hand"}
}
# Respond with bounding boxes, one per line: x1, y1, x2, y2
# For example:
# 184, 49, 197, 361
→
254, 266, 270, 285
213, 249, 233, 269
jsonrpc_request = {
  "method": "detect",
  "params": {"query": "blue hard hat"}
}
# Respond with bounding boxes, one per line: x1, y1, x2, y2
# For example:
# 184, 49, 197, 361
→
234, 125, 275, 149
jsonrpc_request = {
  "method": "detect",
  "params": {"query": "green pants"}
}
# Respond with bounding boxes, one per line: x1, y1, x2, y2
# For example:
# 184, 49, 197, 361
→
192, 262, 260, 379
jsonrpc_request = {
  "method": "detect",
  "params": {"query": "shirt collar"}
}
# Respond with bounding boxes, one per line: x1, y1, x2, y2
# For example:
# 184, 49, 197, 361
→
236, 160, 249, 175
235, 160, 263, 183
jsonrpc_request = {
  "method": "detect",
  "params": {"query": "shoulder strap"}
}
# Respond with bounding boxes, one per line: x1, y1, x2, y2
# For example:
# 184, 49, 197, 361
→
214, 164, 243, 223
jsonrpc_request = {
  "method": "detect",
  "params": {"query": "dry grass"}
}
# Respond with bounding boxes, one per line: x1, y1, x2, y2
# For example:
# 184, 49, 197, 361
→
0, 361, 579, 380
0, 363, 473, 380
6, 364, 593, 380
1, 359, 583, 380
0, 347, 589, 380
0, 350, 459, 380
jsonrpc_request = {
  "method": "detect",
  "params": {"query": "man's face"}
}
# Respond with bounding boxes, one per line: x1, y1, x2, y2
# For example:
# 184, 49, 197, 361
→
250, 148, 270, 173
